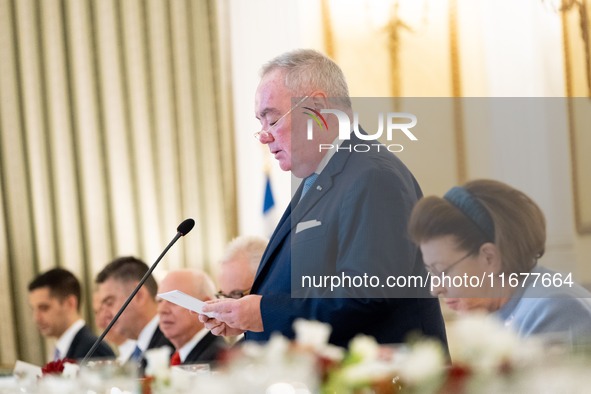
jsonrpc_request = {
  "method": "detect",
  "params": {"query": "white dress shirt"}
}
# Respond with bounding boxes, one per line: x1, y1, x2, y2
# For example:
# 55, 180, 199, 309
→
136, 315, 160, 354
116, 339, 138, 363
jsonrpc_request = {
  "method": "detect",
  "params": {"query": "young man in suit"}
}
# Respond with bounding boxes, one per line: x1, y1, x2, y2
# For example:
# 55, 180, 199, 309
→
157, 269, 226, 365
95, 256, 173, 363
201, 49, 447, 348
28, 268, 115, 361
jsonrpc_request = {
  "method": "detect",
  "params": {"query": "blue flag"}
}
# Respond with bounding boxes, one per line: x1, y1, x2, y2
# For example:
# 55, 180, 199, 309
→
263, 174, 275, 214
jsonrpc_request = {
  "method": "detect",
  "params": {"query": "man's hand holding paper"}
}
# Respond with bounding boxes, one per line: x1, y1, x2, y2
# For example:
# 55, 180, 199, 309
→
199, 295, 263, 336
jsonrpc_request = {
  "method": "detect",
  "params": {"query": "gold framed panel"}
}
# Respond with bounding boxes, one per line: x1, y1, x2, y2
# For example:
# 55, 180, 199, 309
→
562, 0, 591, 234
318, 0, 465, 194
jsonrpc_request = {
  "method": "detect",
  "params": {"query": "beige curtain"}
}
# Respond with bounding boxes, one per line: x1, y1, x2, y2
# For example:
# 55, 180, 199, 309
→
0, 0, 236, 366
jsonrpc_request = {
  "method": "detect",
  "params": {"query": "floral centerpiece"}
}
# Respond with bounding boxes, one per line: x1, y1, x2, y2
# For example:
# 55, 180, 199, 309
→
142, 346, 173, 394
215, 314, 547, 393
41, 358, 79, 378
322, 334, 401, 393
216, 319, 403, 393
60, 314, 591, 394
394, 313, 548, 394
32, 359, 82, 394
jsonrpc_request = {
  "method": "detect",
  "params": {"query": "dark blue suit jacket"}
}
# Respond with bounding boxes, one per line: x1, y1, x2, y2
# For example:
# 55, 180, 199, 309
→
147, 326, 174, 351
65, 325, 115, 360
140, 326, 175, 370
183, 332, 227, 364
246, 132, 447, 348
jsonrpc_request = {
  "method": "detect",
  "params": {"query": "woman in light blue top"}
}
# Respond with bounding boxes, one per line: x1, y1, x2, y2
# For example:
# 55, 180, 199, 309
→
408, 179, 591, 342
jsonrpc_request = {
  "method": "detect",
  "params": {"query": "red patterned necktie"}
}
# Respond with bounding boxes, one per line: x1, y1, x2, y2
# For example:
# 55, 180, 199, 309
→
170, 351, 181, 366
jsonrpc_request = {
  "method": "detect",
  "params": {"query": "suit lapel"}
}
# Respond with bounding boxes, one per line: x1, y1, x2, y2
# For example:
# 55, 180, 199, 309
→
252, 135, 357, 291
65, 326, 84, 359
185, 332, 215, 362
290, 137, 353, 227
252, 189, 300, 291
148, 326, 173, 350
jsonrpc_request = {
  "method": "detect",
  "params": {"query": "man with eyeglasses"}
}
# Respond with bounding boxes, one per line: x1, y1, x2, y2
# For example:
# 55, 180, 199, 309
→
217, 236, 267, 300
215, 236, 267, 345
201, 49, 447, 348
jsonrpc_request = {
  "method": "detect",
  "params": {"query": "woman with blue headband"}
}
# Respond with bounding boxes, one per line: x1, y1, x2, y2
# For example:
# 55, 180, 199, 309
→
408, 179, 591, 341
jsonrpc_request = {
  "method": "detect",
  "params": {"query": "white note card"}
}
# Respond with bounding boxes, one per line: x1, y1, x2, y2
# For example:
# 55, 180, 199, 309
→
157, 290, 216, 318
13, 360, 42, 378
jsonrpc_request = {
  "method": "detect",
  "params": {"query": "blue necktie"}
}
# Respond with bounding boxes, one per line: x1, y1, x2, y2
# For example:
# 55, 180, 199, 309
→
130, 345, 142, 362
53, 348, 60, 361
300, 173, 319, 201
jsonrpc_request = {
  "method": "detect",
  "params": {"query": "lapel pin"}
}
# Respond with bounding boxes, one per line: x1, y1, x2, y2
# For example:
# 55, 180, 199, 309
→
317, 185, 322, 191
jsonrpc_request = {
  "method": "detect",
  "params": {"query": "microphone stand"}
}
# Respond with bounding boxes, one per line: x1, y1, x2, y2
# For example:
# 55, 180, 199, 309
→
82, 219, 194, 364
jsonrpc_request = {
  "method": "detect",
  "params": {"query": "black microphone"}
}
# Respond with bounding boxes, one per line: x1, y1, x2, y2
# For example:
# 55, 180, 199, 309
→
82, 218, 196, 363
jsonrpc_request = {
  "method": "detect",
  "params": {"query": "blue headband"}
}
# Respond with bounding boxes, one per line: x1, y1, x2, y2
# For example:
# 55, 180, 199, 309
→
444, 186, 495, 243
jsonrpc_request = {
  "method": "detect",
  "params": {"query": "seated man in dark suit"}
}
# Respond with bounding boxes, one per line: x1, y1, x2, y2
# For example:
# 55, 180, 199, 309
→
93, 289, 137, 362
28, 268, 115, 361
217, 236, 267, 345
95, 257, 173, 363
158, 269, 226, 365
218, 235, 267, 299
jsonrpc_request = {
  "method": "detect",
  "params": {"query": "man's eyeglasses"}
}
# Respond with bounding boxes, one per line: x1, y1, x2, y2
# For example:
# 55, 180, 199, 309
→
216, 288, 251, 299
254, 96, 309, 141
425, 250, 475, 277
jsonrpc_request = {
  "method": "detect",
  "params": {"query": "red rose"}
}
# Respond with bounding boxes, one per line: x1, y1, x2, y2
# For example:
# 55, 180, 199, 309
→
448, 364, 471, 381
41, 358, 77, 375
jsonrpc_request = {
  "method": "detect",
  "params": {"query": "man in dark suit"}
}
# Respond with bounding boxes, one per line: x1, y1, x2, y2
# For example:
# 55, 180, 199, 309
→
95, 257, 173, 363
201, 49, 447, 348
158, 270, 226, 365
28, 268, 115, 361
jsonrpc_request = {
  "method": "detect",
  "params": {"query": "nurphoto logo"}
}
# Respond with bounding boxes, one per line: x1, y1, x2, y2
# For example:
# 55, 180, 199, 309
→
305, 109, 418, 152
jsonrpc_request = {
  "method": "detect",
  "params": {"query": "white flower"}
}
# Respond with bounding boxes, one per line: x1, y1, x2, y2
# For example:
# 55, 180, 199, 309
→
293, 319, 332, 351
317, 344, 345, 362
241, 340, 265, 359
398, 339, 446, 384
264, 333, 290, 364
348, 334, 379, 362
61, 362, 79, 379
144, 346, 173, 379
448, 314, 519, 372
341, 361, 397, 385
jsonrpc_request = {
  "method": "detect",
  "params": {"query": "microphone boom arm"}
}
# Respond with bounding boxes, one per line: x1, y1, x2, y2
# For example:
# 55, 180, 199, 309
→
82, 218, 194, 364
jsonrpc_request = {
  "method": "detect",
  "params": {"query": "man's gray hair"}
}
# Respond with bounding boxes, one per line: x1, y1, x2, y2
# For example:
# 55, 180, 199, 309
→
191, 270, 217, 300
261, 49, 352, 110
221, 235, 268, 272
